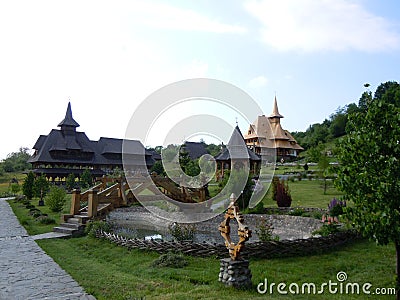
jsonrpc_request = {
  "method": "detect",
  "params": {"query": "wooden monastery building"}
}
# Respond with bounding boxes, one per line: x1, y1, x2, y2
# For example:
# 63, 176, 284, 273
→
244, 97, 303, 161
28, 103, 154, 181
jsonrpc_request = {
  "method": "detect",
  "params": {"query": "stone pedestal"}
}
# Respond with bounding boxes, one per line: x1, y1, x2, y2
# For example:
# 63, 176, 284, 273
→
218, 258, 252, 289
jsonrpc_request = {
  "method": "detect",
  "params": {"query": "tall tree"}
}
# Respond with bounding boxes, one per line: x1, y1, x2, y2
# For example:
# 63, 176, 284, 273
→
80, 169, 93, 189
318, 150, 330, 195
336, 82, 400, 296
358, 90, 372, 112
66, 173, 76, 191
374, 81, 400, 107
150, 160, 165, 176
33, 174, 49, 206
22, 171, 35, 200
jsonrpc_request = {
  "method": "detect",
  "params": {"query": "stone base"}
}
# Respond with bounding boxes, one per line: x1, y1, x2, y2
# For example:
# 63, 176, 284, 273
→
218, 258, 252, 289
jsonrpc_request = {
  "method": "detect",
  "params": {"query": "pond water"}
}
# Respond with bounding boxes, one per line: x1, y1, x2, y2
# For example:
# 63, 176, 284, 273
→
107, 207, 323, 243
110, 221, 226, 244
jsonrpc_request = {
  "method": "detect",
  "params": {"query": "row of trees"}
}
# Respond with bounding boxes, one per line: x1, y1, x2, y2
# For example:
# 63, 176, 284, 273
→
0, 147, 31, 174
149, 144, 210, 177
292, 82, 400, 154
292, 103, 359, 150
21, 173, 67, 212
22, 170, 93, 201
22, 173, 50, 205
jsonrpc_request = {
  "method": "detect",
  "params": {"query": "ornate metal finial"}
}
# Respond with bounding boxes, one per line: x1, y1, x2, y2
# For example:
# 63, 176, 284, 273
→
218, 193, 252, 260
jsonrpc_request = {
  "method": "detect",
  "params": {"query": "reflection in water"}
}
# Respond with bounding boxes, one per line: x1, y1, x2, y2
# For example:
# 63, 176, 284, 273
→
111, 224, 226, 244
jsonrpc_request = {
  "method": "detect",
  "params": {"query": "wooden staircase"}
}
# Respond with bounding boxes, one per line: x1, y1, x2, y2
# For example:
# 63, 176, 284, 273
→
53, 213, 89, 236
53, 177, 131, 237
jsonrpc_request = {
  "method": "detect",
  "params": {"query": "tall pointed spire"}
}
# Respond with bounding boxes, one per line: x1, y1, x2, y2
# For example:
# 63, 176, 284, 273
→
58, 102, 80, 128
269, 96, 284, 119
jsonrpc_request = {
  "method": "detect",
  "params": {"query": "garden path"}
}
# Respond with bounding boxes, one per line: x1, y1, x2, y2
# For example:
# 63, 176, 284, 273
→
0, 197, 95, 300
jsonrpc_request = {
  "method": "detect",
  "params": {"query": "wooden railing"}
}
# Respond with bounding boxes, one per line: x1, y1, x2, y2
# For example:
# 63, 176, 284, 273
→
68, 174, 208, 221
69, 178, 128, 218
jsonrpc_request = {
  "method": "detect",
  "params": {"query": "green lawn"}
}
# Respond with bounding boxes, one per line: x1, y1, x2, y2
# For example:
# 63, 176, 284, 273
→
0, 172, 26, 194
7, 195, 71, 235
37, 236, 396, 300
262, 179, 343, 209
287, 179, 343, 208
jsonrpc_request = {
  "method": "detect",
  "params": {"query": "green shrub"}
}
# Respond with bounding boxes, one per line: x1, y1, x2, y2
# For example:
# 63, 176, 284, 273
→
272, 178, 292, 207
311, 211, 323, 220
302, 211, 323, 220
45, 186, 67, 212
10, 183, 21, 194
37, 216, 56, 225
20, 218, 30, 226
85, 220, 112, 237
29, 208, 42, 218
288, 208, 305, 216
244, 201, 265, 214
152, 252, 188, 268
313, 223, 341, 237
255, 217, 280, 242
168, 223, 196, 241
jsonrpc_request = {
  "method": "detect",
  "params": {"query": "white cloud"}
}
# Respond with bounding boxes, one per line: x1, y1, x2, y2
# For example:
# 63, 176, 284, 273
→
244, 0, 400, 52
132, 2, 247, 34
248, 75, 269, 88
178, 60, 209, 79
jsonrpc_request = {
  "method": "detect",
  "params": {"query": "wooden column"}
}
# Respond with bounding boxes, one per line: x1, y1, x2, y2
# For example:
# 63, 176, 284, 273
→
87, 189, 99, 218
119, 180, 128, 206
70, 189, 81, 215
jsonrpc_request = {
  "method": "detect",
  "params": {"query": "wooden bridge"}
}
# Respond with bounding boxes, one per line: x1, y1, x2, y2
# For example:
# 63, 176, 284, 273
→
53, 174, 209, 236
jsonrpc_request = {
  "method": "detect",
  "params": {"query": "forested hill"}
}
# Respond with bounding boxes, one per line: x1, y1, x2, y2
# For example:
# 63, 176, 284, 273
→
291, 81, 400, 152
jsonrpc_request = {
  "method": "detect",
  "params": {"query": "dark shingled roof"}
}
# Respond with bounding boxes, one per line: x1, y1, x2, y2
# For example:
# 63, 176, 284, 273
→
148, 149, 161, 161
215, 126, 260, 161
28, 103, 154, 168
183, 141, 209, 160
58, 102, 80, 128
98, 137, 144, 155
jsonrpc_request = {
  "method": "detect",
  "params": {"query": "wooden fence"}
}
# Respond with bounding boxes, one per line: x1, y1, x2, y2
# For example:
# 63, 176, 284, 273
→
95, 229, 360, 259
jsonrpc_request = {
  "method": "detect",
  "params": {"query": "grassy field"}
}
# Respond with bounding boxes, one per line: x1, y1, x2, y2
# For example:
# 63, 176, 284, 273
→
37, 236, 396, 300
0, 172, 26, 194
7, 195, 71, 235
262, 179, 343, 209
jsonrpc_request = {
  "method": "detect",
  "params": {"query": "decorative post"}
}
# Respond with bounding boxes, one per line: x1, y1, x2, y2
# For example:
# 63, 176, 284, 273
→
87, 189, 98, 218
70, 189, 81, 215
218, 193, 252, 288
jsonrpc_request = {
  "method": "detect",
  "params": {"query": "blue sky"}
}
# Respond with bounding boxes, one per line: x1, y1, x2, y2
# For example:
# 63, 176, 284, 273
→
0, 0, 399, 159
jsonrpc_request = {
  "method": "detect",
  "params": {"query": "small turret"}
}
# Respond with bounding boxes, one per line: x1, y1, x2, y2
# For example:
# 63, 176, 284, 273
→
269, 96, 284, 119
58, 102, 80, 135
